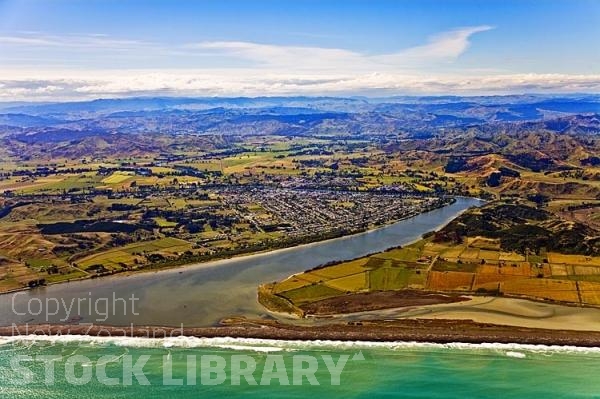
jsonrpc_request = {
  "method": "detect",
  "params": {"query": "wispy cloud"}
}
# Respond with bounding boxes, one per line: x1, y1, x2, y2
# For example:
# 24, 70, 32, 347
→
184, 41, 364, 71
184, 25, 494, 71
1, 26, 492, 71
376, 25, 494, 64
0, 32, 154, 49
0, 35, 59, 46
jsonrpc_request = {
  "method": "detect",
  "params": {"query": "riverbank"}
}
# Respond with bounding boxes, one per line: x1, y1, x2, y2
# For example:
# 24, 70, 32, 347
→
5, 317, 600, 347
1, 197, 484, 327
0, 197, 458, 297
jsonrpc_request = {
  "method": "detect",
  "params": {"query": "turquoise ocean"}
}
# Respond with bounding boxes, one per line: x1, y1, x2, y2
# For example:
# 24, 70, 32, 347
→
1, 336, 600, 398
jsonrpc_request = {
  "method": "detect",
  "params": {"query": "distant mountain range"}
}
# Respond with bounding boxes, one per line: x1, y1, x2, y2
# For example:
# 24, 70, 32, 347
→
0, 95, 598, 201
0, 95, 598, 142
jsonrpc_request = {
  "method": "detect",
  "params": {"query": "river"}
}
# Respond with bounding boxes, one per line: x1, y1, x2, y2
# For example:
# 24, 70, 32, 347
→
0, 197, 483, 327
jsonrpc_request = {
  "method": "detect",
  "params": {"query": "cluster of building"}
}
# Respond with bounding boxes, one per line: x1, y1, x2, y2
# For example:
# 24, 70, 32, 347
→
218, 187, 444, 237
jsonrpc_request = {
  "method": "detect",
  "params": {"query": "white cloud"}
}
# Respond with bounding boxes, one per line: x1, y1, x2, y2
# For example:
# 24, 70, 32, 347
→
1, 70, 599, 100
0, 32, 153, 49
184, 25, 494, 72
184, 41, 364, 71
376, 25, 493, 64
0, 35, 59, 46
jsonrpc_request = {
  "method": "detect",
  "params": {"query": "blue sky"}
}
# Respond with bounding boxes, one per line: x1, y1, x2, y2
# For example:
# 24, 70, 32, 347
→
0, 0, 599, 99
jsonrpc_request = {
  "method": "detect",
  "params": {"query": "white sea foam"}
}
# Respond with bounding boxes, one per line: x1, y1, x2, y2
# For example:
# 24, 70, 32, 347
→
2, 334, 600, 356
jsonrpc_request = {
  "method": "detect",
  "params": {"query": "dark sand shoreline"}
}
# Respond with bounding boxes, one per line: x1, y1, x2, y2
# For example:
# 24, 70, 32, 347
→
4, 318, 600, 347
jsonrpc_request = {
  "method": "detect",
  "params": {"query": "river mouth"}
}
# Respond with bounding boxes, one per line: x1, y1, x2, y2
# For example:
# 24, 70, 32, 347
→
1, 197, 483, 327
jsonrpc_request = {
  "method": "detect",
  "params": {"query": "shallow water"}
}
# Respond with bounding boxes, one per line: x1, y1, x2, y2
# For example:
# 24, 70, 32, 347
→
1, 337, 599, 398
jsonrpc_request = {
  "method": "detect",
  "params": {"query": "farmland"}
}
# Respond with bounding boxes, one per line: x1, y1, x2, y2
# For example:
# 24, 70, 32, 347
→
75, 237, 192, 272
260, 203, 600, 316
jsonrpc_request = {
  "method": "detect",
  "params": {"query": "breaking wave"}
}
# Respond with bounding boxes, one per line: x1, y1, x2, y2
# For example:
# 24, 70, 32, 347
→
2, 335, 600, 356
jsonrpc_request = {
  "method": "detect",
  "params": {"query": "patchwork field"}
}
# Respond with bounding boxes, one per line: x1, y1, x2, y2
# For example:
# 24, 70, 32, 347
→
271, 243, 432, 307
263, 235, 600, 314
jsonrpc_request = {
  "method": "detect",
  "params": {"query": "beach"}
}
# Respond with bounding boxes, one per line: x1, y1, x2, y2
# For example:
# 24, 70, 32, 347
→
5, 315, 600, 347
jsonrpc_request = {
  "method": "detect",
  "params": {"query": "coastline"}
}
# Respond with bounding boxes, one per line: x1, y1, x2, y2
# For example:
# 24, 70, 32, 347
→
5, 317, 600, 347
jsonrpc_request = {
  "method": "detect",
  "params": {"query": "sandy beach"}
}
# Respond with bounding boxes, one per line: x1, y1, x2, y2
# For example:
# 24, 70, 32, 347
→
305, 296, 600, 332
400, 296, 600, 331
